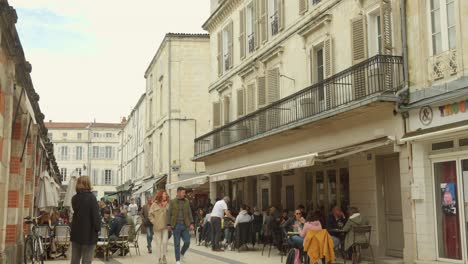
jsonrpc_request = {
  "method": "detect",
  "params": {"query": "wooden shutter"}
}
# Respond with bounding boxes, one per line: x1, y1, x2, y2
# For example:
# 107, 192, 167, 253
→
324, 37, 333, 78
299, 0, 308, 14
259, 0, 268, 44
267, 68, 280, 103
240, 8, 246, 59
217, 31, 223, 76
223, 96, 230, 125
237, 88, 245, 117
380, 0, 393, 55
227, 21, 234, 69
351, 16, 367, 64
212, 102, 221, 128
247, 84, 256, 113
279, 0, 285, 31
257, 76, 267, 107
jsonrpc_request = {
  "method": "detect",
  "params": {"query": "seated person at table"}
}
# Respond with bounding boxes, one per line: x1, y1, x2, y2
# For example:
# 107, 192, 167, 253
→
281, 207, 305, 233
223, 209, 236, 247
109, 208, 127, 240
234, 204, 253, 228
326, 206, 347, 249
290, 211, 322, 249
343, 207, 369, 251
102, 208, 113, 226
122, 209, 136, 242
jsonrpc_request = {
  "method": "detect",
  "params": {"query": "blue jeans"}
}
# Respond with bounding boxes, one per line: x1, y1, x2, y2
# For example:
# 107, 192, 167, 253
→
290, 235, 304, 249
173, 224, 190, 261
146, 225, 154, 249
332, 236, 340, 249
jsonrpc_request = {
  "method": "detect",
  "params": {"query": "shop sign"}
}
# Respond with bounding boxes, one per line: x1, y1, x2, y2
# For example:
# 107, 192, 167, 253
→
410, 98, 468, 131
419, 106, 433, 126
438, 99, 468, 117
283, 159, 308, 170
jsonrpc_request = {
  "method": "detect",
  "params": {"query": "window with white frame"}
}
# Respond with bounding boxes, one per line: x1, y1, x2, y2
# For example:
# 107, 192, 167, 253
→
92, 146, 99, 159
76, 146, 83, 160
92, 169, 99, 185
60, 146, 68, 160
429, 0, 456, 55
76, 168, 82, 176
104, 170, 112, 185
77, 133, 82, 140
105, 133, 113, 138
246, 3, 255, 54
223, 28, 230, 70
61, 168, 67, 181
93, 133, 100, 138
268, 0, 279, 37
368, 10, 382, 57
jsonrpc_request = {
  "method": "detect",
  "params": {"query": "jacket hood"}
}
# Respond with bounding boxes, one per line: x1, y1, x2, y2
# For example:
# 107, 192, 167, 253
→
239, 210, 248, 215
349, 214, 363, 224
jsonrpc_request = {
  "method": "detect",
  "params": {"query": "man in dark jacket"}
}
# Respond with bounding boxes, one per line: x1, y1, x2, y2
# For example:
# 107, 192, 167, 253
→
140, 196, 153, 253
109, 208, 127, 240
70, 176, 101, 264
326, 206, 347, 249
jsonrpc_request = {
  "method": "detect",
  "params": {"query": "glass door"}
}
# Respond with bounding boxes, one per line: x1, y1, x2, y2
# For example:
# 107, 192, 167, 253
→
433, 160, 462, 260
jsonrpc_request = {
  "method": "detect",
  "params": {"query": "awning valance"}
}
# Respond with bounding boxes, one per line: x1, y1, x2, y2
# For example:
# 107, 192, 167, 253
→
210, 153, 317, 182
133, 177, 160, 196
166, 175, 209, 190
315, 136, 394, 161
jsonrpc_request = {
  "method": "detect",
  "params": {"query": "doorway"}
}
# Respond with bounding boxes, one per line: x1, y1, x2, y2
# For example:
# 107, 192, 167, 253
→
382, 155, 404, 257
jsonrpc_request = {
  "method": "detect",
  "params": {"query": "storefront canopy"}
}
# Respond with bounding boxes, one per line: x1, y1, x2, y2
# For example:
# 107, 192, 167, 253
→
210, 153, 317, 182
401, 120, 468, 142
133, 177, 160, 196
166, 175, 209, 190
315, 136, 394, 161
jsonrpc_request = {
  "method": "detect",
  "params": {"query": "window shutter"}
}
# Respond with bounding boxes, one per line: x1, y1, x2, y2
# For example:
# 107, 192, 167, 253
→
267, 68, 280, 103
259, 0, 268, 44
237, 88, 245, 117
100, 147, 105, 159
324, 37, 333, 78
223, 96, 230, 125
254, 0, 260, 49
111, 171, 116, 185
228, 21, 234, 69
217, 31, 223, 76
351, 16, 367, 64
240, 8, 246, 59
279, 0, 285, 31
299, 0, 308, 15
257, 76, 267, 107
380, 0, 393, 55
247, 84, 256, 113
213, 102, 221, 128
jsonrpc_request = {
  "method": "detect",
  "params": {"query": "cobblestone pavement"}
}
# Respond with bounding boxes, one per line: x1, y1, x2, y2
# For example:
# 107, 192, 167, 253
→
46, 234, 284, 264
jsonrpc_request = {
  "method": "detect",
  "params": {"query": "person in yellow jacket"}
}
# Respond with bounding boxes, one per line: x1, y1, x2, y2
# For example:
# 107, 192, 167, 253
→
149, 190, 169, 264
303, 229, 336, 264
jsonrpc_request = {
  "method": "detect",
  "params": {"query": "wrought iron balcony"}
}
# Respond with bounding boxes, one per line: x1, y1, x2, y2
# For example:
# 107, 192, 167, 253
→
195, 55, 404, 158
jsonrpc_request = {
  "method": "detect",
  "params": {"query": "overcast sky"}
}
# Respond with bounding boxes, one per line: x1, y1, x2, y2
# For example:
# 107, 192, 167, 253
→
10, 0, 210, 123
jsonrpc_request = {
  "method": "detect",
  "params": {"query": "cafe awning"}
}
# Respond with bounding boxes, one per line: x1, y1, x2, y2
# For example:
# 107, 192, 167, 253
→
166, 175, 209, 190
133, 177, 160, 196
315, 136, 394, 161
210, 152, 317, 182
401, 120, 468, 142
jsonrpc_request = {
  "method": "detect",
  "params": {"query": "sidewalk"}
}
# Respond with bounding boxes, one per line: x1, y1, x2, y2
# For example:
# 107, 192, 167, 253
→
46, 234, 283, 264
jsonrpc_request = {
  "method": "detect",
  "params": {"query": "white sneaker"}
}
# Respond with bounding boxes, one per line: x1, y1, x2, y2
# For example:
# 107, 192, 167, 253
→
176, 262, 181, 264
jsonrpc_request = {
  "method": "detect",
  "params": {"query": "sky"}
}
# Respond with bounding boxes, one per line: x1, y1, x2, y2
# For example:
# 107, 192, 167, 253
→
10, 0, 210, 123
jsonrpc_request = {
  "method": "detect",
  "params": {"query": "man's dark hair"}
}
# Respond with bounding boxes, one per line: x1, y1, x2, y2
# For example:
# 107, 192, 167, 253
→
103, 208, 111, 215
306, 211, 320, 222
177, 187, 186, 192
297, 204, 305, 211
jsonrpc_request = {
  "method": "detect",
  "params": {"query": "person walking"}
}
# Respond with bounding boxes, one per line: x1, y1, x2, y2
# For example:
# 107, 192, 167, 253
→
128, 198, 139, 224
70, 176, 101, 264
141, 196, 154, 253
210, 196, 232, 251
149, 190, 169, 264
167, 187, 194, 264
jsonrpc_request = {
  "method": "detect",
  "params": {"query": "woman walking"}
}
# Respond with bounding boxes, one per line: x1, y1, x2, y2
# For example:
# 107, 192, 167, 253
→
70, 176, 101, 264
149, 190, 169, 264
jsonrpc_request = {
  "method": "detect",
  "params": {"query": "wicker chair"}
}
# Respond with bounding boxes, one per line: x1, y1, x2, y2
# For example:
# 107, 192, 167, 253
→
54, 225, 71, 259
113, 224, 131, 256
128, 224, 141, 256
96, 225, 111, 260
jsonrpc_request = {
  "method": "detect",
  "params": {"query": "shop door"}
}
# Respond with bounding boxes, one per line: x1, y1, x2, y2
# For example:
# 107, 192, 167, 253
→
383, 156, 404, 257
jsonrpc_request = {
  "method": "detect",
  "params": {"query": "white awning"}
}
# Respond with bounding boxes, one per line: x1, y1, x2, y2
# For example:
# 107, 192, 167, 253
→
166, 175, 209, 190
133, 177, 158, 196
210, 153, 317, 183
401, 120, 468, 142
315, 136, 394, 161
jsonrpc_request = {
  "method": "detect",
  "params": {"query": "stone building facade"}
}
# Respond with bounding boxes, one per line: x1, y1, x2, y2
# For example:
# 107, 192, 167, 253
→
0, 1, 60, 263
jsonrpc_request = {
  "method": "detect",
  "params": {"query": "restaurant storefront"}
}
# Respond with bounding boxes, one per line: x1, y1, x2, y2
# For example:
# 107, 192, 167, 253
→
404, 97, 468, 263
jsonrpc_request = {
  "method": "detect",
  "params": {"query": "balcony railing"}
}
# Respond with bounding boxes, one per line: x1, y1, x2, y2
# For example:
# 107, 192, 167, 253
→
195, 55, 404, 158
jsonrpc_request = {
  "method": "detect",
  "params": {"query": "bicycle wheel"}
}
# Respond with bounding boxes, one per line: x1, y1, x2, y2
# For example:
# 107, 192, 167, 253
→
34, 239, 44, 264
24, 237, 34, 264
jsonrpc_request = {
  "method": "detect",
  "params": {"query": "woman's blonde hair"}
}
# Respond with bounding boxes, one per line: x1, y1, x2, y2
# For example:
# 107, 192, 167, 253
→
76, 176, 92, 192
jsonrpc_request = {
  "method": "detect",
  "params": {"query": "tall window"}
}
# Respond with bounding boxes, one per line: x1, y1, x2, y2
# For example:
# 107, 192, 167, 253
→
60, 146, 68, 160
76, 168, 82, 176
61, 168, 67, 181
246, 3, 255, 53
430, 0, 456, 55
93, 133, 100, 138
368, 11, 382, 56
268, 0, 279, 36
104, 170, 112, 185
92, 169, 99, 185
218, 22, 233, 75
105, 146, 113, 159
105, 133, 113, 138
159, 84, 164, 117
75, 146, 83, 160
92, 146, 99, 159
149, 98, 154, 126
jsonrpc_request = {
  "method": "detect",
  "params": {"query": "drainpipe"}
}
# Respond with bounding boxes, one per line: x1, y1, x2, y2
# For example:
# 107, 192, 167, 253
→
168, 38, 172, 187
395, 0, 409, 112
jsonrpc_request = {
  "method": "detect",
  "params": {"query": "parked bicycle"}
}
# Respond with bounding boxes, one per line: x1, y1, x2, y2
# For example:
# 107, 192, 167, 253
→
23, 215, 45, 264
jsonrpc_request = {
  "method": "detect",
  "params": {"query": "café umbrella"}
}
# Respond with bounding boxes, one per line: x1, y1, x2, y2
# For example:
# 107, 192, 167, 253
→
63, 174, 78, 210
36, 171, 57, 210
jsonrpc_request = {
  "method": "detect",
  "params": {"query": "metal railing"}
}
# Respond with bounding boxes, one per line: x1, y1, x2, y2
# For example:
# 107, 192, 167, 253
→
195, 55, 404, 158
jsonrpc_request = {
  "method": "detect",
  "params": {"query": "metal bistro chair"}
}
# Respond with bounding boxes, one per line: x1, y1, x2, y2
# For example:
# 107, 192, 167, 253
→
96, 225, 111, 260
36, 225, 52, 260
115, 224, 132, 256
54, 225, 71, 259
128, 224, 141, 256
349, 225, 375, 264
